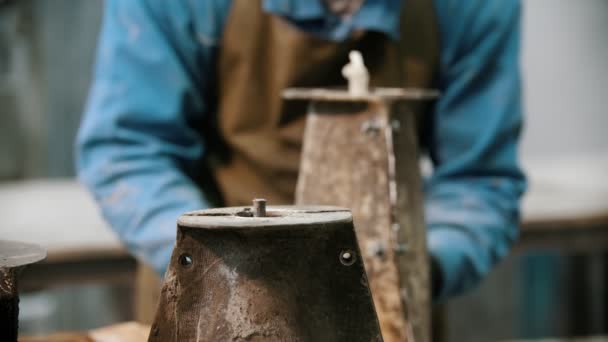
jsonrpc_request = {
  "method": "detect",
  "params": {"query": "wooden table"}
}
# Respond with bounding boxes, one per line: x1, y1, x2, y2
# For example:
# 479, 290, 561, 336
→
3, 157, 606, 288
4, 157, 608, 340
0, 180, 136, 291
516, 156, 608, 338
437, 156, 608, 342
518, 156, 608, 252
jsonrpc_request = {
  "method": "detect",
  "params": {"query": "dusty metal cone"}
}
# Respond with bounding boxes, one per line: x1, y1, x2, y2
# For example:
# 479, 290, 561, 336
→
149, 205, 382, 341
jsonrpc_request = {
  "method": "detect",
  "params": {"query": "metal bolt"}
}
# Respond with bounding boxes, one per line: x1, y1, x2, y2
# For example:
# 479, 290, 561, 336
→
400, 288, 409, 302
393, 243, 409, 255
339, 249, 356, 266
179, 253, 193, 267
253, 198, 266, 217
367, 241, 386, 258
360, 117, 383, 136
391, 119, 401, 132
151, 325, 160, 337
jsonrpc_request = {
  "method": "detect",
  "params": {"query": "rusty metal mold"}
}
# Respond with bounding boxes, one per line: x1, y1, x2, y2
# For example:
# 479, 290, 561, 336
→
290, 88, 436, 341
149, 205, 382, 341
0, 240, 46, 342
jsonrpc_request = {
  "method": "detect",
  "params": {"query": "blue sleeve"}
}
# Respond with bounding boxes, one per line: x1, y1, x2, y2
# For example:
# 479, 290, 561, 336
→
428, 0, 527, 299
76, 1, 226, 275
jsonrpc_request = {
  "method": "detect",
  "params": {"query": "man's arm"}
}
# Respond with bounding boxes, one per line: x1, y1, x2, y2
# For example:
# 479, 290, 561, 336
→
427, 0, 527, 299
76, 1, 221, 275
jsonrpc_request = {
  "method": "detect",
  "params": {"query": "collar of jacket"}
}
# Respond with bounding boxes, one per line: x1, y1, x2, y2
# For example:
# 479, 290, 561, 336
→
262, 0, 402, 41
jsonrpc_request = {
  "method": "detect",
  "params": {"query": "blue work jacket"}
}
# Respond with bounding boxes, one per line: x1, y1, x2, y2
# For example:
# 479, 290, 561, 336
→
77, 0, 526, 300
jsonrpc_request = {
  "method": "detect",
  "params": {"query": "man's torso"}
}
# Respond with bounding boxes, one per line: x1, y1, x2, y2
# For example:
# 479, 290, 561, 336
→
201, 0, 439, 206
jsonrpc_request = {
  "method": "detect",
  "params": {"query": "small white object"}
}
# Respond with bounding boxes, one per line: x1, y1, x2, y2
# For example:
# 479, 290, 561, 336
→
341, 50, 369, 96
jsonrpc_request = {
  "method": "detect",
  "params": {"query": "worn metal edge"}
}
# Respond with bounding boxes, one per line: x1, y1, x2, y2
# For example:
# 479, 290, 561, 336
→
178, 206, 352, 228
0, 240, 47, 268
282, 87, 439, 102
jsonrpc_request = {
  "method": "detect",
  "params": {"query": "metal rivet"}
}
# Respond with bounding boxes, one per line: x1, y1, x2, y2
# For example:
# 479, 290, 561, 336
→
393, 243, 409, 254
179, 253, 193, 267
367, 241, 386, 258
360, 117, 383, 136
391, 120, 401, 132
339, 249, 356, 266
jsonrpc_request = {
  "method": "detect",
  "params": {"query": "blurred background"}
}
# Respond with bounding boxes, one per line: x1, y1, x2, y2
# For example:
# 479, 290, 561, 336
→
1, 0, 607, 341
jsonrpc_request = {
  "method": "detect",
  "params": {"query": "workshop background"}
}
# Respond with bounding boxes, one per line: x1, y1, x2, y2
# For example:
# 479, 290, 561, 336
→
1, 0, 608, 341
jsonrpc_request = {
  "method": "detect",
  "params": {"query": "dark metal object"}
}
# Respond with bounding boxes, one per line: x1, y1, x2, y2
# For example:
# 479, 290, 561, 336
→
252, 198, 266, 217
149, 205, 382, 341
0, 240, 46, 342
289, 87, 437, 342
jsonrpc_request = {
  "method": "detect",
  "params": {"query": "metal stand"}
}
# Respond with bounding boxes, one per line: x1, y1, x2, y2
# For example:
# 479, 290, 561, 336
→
287, 87, 437, 342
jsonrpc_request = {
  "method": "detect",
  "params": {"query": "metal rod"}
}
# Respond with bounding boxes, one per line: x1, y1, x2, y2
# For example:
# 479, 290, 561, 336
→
253, 198, 267, 217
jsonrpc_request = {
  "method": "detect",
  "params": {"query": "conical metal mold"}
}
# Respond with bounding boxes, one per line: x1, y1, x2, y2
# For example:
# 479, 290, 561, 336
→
149, 205, 382, 341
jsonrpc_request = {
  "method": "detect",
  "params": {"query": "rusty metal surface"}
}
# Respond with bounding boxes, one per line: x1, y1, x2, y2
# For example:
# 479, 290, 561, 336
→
150, 206, 382, 341
390, 102, 431, 341
295, 98, 430, 341
0, 240, 46, 342
1, 267, 19, 341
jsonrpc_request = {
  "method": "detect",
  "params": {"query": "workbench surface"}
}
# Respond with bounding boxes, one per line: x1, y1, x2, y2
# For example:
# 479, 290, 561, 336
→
1, 156, 607, 287
0, 179, 125, 262
522, 156, 608, 227
0, 180, 135, 290
518, 156, 608, 252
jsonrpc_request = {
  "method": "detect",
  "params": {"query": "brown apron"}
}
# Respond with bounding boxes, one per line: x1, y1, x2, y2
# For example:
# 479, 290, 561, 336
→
137, 0, 439, 324
213, 0, 439, 207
